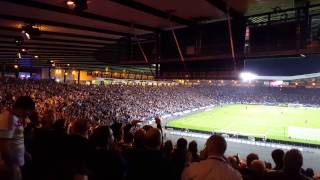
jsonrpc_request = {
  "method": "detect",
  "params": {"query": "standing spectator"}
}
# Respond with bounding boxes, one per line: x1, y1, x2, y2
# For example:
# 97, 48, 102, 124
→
126, 128, 172, 180
171, 138, 188, 180
181, 135, 242, 180
89, 125, 127, 180
65, 119, 91, 180
240, 153, 259, 180
188, 140, 200, 163
162, 140, 173, 160
0, 96, 35, 168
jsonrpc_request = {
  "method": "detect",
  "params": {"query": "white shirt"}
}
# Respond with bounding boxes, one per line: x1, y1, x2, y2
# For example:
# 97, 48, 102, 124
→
181, 155, 242, 180
0, 110, 25, 166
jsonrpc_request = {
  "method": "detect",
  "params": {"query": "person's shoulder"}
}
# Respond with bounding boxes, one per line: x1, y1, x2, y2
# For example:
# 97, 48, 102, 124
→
224, 164, 242, 179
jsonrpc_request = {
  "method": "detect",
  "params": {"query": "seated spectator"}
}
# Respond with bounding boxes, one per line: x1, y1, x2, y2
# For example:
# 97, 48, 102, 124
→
272, 149, 284, 170
181, 135, 242, 180
89, 125, 126, 180
264, 149, 312, 180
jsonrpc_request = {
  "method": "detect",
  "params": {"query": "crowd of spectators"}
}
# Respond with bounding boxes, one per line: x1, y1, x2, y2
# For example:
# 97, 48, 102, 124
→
1, 79, 320, 127
1, 78, 320, 180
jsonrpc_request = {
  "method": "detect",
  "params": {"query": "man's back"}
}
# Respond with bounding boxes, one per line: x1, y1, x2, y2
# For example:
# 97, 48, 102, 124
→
182, 156, 242, 180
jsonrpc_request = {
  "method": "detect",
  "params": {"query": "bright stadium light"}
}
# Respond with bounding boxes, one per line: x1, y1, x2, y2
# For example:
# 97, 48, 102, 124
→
240, 72, 257, 81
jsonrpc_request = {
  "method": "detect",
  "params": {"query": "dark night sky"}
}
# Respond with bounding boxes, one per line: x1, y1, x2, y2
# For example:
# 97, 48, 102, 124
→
245, 54, 320, 76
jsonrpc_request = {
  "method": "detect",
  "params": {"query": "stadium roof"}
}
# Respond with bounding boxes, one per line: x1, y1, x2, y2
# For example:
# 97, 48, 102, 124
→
0, 0, 317, 74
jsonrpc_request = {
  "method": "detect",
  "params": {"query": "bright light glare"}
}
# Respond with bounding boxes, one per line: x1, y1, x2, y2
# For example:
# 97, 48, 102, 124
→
25, 32, 30, 40
66, 1, 75, 5
240, 72, 257, 81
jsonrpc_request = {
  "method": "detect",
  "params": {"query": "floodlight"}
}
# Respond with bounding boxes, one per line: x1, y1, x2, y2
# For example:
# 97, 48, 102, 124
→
240, 72, 257, 81
66, 0, 88, 11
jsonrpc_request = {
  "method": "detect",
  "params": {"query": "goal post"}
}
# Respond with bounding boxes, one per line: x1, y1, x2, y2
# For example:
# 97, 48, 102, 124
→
288, 126, 320, 142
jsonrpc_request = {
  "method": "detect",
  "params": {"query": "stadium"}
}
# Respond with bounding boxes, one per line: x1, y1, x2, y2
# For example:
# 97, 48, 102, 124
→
1, 1, 320, 180
166, 73, 320, 147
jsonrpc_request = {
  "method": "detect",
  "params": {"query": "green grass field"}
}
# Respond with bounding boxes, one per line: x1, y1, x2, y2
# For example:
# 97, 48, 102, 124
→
167, 104, 320, 144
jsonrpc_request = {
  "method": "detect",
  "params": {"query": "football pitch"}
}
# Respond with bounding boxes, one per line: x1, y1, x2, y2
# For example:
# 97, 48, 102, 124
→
167, 104, 320, 145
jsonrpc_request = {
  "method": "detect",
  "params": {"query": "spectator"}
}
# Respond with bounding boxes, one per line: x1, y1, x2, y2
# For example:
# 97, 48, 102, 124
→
272, 149, 284, 170
227, 156, 239, 170
188, 140, 200, 163
126, 128, 172, 180
89, 125, 126, 180
181, 135, 242, 180
65, 119, 91, 180
250, 160, 266, 179
246, 153, 259, 169
171, 138, 188, 180
239, 153, 259, 180
305, 168, 315, 179
133, 128, 146, 149
0, 96, 35, 168
264, 149, 312, 180
162, 140, 173, 160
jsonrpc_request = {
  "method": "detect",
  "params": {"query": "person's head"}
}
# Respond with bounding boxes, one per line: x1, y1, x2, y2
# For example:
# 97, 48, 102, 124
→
246, 153, 259, 168
251, 160, 266, 174
265, 162, 272, 170
188, 141, 198, 155
89, 125, 114, 150
142, 125, 153, 132
163, 140, 173, 154
305, 168, 314, 178
52, 119, 66, 131
13, 96, 35, 119
133, 129, 146, 148
123, 132, 134, 145
227, 156, 239, 169
155, 117, 161, 125
205, 135, 227, 157
283, 149, 303, 174
176, 138, 188, 152
145, 128, 161, 150
41, 109, 56, 129
70, 119, 89, 138
271, 149, 284, 169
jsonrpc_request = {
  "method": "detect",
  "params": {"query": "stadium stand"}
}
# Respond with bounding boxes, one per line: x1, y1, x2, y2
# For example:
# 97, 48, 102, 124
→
1, 78, 320, 180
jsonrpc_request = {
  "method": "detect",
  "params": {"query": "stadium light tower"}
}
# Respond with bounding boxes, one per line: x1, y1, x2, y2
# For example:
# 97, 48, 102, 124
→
240, 72, 257, 81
